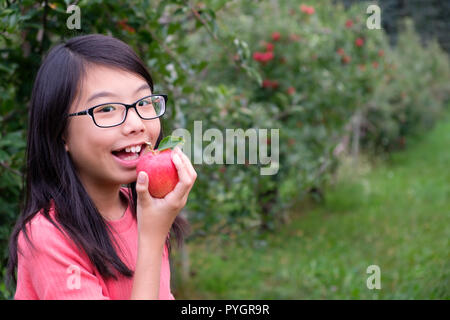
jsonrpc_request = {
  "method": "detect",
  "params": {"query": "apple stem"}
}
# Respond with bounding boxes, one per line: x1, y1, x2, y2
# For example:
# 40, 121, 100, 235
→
145, 141, 158, 154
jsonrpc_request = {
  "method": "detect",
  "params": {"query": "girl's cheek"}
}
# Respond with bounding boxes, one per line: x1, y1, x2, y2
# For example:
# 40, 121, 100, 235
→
148, 122, 161, 142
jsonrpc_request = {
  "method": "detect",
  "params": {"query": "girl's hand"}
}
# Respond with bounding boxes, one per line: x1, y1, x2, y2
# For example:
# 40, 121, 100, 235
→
135, 146, 197, 243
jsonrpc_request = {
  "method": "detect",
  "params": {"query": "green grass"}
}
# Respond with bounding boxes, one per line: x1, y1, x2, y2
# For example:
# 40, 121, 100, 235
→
172, 117, 450, 299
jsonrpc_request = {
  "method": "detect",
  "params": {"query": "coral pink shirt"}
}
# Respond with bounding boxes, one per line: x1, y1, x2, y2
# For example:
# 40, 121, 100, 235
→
14, 188, 175, 300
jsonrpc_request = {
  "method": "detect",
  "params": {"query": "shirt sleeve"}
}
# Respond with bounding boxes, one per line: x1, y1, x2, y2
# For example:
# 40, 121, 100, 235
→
15, 215, 110, 300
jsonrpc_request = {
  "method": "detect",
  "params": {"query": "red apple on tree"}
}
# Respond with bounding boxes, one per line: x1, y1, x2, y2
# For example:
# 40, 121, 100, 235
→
136, 136, 184, 198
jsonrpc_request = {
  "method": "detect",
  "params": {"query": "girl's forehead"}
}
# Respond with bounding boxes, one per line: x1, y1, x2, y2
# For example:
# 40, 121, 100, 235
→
82, 65, 147, 92
78, 65, 151, 103
69, 65, 151, 114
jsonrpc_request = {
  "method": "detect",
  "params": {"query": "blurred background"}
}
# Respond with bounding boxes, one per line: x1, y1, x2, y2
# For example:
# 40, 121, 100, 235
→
0, 0, 449, 299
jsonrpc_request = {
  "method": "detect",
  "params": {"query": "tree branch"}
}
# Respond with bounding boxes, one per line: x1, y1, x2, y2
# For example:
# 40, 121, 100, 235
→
183, 0, 253, 77
146, 28, 187, 72
38, 0, 48, 55
0, 161, 23, 177
186, 1, 218, 40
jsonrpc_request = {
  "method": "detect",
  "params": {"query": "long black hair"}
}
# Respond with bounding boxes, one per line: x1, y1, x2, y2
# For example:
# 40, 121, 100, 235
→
6, 34, 190, 289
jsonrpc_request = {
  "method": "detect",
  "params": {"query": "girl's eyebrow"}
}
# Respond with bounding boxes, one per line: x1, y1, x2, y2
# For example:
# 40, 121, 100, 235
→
86, 83, 151, 104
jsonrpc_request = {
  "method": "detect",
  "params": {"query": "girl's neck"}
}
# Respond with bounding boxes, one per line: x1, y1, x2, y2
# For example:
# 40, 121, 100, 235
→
102, 191, 128, 221
82, 181, 128, 221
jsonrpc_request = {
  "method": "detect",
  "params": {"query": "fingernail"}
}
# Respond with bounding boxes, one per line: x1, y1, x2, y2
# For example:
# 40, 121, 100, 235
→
137, 171, 146, 183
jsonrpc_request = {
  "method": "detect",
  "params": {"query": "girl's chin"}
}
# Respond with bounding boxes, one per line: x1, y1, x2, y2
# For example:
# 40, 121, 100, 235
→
108, 169, 136, 185
118, 174, 138, 185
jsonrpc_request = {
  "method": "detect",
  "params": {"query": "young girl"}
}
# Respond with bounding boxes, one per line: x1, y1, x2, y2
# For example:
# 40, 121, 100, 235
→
6, 34, 197, 299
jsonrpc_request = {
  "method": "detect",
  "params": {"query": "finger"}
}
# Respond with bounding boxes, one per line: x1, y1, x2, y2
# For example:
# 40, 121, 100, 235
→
135, 171, 154, 206
175, 151, 197, 191
174, 147, 197, 179
172, 151, 191, 182
170, 152, 192, 197
174, 149, 197, 197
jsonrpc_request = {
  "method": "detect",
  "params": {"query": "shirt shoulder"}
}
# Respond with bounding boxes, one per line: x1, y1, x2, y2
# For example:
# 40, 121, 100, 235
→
15, 208, 109, 300
18, 207, 79, 258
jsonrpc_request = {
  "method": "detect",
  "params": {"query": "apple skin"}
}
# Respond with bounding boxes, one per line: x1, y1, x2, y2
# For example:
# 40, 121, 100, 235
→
136, 149, 179, 198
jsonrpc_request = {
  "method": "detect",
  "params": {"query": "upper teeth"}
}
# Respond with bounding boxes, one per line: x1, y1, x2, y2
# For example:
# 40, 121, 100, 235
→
125, 145, 142, 153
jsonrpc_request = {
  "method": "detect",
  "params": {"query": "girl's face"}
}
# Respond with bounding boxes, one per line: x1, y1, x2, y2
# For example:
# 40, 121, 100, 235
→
64, 64, 161, 188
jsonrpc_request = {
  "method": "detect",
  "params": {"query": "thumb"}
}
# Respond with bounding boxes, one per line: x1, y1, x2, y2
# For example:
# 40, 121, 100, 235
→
136, 171, 152, 205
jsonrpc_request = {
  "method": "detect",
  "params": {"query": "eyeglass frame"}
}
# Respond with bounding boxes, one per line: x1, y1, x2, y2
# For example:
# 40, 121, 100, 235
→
67, 94, 168, 128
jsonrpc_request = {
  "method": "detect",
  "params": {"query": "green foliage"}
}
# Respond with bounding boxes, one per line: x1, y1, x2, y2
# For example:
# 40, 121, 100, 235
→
361, 19, 450, 153
180, 0, 450, 237
339, 0, 450, 54
173, 113, 450, 299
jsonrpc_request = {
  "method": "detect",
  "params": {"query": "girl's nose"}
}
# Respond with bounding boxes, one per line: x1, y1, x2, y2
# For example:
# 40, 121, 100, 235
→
122, 107, 145, 133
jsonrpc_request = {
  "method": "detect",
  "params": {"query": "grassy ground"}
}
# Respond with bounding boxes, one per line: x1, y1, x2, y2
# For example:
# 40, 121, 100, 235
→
172, 116, 450, 299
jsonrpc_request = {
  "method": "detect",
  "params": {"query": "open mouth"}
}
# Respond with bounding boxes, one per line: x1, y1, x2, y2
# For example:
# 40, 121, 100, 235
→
111, 143, 147, 161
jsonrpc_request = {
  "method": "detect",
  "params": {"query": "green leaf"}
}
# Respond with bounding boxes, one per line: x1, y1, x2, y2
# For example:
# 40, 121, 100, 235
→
0, 149, 9, 162
241, 64, 262, 86
156, 135, 185, 152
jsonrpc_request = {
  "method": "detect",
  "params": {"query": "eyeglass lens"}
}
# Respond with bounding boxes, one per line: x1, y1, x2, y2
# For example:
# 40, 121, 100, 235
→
93, 96, 165, 127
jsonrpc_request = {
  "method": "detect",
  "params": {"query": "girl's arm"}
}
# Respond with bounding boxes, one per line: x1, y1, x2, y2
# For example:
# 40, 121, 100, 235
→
132, 147, 196, 300
130, 235, 165, 300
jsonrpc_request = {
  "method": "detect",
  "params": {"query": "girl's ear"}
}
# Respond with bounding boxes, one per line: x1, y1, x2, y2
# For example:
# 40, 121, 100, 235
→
62, 134, 69, 152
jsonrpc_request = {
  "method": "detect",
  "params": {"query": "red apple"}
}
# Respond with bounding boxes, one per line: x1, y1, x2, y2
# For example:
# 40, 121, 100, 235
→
136, 148, 179, 198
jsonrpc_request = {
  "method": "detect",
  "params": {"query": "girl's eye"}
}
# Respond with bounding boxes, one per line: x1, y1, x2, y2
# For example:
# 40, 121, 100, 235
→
138, 99, 152, 107
95, 105, 116, 113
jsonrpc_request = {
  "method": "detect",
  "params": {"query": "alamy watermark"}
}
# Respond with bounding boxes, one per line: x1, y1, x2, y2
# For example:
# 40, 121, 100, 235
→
172, 121, 280, 176
66, 3, 382, 31
366, 4, 381, 30
66, 4, 81, 30
66, 264, 81, 290
366, 265, 381, 290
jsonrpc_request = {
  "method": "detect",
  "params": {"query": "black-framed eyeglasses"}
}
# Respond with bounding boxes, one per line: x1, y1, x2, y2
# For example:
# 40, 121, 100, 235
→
67, 94, 167, 128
